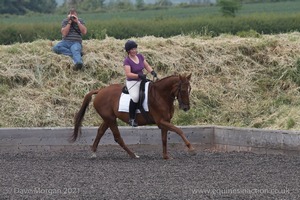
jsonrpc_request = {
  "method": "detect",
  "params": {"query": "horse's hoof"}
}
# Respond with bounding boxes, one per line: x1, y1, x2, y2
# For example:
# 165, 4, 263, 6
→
163, 155, 173, 160
163, 157, 174, 160
188, 148, 197, 156
90, 152, 97, 159
130, 153, 140, 159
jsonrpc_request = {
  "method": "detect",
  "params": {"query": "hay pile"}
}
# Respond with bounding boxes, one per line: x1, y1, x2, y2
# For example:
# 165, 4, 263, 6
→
1, 33, 300, 129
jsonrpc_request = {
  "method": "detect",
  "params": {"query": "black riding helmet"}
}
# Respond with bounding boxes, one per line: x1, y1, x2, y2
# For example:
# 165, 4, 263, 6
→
125, 40, 138, 52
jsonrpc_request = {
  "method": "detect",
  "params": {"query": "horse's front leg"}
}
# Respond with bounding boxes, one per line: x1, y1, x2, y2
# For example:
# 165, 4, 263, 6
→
161, 128, 171, 160
159, 120, 196, 155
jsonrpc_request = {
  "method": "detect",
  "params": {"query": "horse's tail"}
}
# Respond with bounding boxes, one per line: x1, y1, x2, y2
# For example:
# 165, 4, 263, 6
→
70, 89, 99, 143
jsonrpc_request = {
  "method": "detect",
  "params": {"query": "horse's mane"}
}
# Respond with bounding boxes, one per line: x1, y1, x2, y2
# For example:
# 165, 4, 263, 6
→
153, 74, 179, 84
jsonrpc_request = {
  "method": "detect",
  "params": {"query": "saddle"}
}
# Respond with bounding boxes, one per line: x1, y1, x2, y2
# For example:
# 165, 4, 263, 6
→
122, 86, 129, 94
122, 80, 151, 122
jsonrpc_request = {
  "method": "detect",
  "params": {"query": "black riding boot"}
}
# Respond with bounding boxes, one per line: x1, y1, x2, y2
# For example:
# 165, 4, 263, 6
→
129, 99, 138, 127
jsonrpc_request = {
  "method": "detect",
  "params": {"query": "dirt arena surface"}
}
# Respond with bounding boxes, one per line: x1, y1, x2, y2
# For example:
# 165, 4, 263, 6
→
0, 144, 299, 200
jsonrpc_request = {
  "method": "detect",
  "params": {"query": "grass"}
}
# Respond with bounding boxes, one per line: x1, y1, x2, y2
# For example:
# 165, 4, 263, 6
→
1, 1, 300, 24
1, 2, 300, 45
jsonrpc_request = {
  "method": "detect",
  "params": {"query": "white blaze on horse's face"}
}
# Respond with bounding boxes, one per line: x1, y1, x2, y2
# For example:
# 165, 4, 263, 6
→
179, 83, 191, 111
178, 74, 192, 112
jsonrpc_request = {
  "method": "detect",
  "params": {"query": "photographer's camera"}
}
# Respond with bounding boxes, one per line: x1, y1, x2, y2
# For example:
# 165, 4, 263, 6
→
70, 16, 76, 20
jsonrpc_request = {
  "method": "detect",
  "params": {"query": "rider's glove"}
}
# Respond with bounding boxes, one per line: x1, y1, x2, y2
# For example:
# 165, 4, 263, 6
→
138, 74, 147, 81
151, 70, 157, 78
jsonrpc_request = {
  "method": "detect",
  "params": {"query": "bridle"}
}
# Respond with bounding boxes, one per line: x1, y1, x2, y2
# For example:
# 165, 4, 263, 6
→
150, 76, 191, 109
173, 80, 191, 107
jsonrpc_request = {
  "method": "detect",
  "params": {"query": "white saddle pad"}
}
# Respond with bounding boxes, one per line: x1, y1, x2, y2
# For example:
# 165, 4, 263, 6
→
118, 82, 149, 113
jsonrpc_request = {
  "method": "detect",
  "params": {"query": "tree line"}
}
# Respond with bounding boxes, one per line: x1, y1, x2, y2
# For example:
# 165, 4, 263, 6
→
0, 0, 295, 15
0, 0, 57, 15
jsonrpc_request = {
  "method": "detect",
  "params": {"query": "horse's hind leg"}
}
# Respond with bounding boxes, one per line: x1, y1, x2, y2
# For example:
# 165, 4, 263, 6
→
90, 122, 109, 159
109, 122, 139, 159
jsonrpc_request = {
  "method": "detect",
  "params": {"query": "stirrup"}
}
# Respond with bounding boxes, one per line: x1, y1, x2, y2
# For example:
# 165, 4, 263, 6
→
129, 119, 138, 127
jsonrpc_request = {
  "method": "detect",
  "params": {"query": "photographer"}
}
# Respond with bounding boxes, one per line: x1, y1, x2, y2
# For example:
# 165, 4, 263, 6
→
52, 8, 87, 71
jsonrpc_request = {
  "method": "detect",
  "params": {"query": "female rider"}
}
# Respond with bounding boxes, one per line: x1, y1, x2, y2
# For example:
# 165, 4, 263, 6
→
123, 40, 157, 127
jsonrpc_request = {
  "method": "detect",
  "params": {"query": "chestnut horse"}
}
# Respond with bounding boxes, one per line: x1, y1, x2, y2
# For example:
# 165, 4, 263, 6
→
71, 74, 195, 159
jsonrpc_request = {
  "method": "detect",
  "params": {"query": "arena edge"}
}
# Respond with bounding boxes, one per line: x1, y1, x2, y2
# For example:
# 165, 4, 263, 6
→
212, 126, 300, 155
1, 126, 300, 155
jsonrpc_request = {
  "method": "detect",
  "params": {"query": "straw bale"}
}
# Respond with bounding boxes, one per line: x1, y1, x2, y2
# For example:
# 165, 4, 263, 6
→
1, 33, 300, 129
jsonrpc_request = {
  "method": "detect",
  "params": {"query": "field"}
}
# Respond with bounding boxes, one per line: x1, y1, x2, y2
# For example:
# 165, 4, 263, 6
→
1, 1, 300, 24
0, 1, 299, 44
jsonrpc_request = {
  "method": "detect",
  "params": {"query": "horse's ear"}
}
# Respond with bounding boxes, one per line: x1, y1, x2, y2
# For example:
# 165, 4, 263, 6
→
187, 73, 192, 80
179, 74, 183, 80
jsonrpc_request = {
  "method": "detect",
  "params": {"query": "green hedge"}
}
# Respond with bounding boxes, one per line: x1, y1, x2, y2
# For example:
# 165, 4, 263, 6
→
0, 23, 60, 44
1, 13, 299, 44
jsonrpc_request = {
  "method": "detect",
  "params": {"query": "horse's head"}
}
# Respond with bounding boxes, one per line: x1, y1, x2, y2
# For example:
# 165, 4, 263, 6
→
174, 74, 192, 112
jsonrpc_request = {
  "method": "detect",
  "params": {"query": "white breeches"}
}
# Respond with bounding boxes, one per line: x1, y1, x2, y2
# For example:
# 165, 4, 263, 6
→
126, 80, 141, 103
